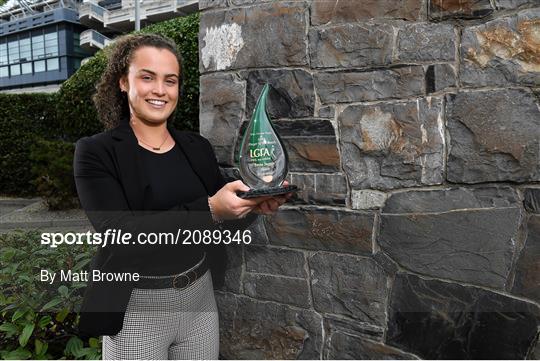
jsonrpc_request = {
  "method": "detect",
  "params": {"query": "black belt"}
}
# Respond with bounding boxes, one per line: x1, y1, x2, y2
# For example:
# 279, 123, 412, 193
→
135, 256, 209, 290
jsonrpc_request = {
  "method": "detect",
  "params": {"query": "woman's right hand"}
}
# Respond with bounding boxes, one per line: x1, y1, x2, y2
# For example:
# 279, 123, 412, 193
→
208, 180, 268, 221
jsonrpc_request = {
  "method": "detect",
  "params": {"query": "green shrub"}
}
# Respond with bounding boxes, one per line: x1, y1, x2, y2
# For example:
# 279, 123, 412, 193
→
56, 52, 107, 141
0, 94, 60, 197
0, 231, 100, 359
30, 139, 78, 210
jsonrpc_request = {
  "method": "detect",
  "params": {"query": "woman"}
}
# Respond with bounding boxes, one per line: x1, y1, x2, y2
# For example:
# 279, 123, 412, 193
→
74, 33, 288, 359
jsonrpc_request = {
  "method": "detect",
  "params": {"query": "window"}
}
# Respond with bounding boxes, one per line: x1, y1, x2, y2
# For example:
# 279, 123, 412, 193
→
73, 32, 83, 55
32, 34, 45, 59
10, 64, 20, 76
47, 57, 59, 71
8, 40, 19, 64
19, 37, 31, 62
34, 60, 45, 72
73, 58, 81, 70
21, 62, 32, 74
0, 43, 7, 66
44, 32, 58, 57
0, 66, 8, 77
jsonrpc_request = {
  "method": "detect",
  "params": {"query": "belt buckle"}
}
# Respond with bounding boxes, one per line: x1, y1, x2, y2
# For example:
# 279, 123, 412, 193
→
172, 273, 190, 290
187, 269, 198, 284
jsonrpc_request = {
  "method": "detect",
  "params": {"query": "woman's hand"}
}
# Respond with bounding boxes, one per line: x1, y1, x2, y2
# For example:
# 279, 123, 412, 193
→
208, 180, 266, 221
251, 196, 288, 215
208, 180, 292, 220
251, 181, 293, 216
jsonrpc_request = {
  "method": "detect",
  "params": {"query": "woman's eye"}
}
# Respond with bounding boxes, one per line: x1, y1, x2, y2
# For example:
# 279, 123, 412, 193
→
166, 79, 177, 85
142, 76, 152, 81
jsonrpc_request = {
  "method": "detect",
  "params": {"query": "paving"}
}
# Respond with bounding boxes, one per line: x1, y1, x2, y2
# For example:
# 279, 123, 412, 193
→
0, 197, 92, 233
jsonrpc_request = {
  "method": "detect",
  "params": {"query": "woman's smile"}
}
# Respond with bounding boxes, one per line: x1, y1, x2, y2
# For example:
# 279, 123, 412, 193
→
146, 99, 168, 109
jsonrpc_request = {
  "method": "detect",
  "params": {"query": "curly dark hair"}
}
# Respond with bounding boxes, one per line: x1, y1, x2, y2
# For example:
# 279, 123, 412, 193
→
93, 33, 185, 129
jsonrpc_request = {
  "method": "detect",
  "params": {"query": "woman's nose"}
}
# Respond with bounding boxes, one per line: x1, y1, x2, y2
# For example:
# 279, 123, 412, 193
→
152, 81, 166, 96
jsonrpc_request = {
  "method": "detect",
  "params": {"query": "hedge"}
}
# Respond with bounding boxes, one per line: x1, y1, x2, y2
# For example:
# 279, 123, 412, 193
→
0, 13, 200, 200
0, 94, 61, 196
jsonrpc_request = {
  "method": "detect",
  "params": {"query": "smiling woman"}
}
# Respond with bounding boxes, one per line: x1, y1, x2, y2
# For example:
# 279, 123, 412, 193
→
119, 47, 180, 152
73, 33, 291, 360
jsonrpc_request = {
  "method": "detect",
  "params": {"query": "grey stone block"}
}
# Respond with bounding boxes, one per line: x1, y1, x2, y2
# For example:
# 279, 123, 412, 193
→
200, 2, 308, 72
351, 190, 388, 210
460, 10, 540, 87
326, 331, 420, 360
245, 245, 306, 278
532, 338, 540, 360
429, 0, 493, 20
495, 0, 540, 10
265, 208, 374, 255
318, 105, 335, 118
323, 315, 385, 342
426, 63, 457, 93
523, 187, 540, 213
283, 137, 341, 173
309, 23, 395, 69
217, 294, 323, 359
215, 291, 237, 353
219, 245, 244, 293
309, 252, 390, 326
315, 66, 425, 104
289, 173, 348, 206
396, 22, 457, 63
380, 200, 521, 289
244, 69, 315, 119
229, 0, 273, 6
383, 186, 519, 213
244, 273, 310, 308
339, 97, 445, 190
311, 0, 422, 25
200, 74, 245, 166
246, 216, 268, 245
446, 89, 540, 183
387, 273, 540, 359
512, 215, 540, 303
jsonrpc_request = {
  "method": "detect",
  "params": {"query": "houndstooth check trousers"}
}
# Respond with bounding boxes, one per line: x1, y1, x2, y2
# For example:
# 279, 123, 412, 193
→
102, 269, 219, 360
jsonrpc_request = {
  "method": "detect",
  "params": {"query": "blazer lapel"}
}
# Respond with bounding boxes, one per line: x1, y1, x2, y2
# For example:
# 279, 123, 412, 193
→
111, 121, 150, 210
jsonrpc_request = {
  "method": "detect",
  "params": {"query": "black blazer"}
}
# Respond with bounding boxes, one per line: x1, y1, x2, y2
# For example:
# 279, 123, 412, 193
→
74, 120, 249, 337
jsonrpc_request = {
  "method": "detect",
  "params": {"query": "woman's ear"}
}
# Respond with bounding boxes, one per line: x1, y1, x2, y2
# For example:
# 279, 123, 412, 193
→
119, 77, 127, 93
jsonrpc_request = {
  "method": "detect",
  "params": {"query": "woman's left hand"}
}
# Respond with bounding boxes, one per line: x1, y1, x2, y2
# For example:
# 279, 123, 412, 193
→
251, 181, 293, 216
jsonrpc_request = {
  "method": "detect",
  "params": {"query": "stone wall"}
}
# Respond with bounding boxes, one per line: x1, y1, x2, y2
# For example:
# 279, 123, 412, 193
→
198, 0, 540, 359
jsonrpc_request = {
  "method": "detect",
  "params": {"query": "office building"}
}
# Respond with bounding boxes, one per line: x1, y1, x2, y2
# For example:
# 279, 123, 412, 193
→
0, 0, 198, 92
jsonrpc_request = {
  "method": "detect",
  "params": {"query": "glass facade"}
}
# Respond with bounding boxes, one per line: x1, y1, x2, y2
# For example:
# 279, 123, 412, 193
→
0, 8, 94, 90
0, 26, 87, 80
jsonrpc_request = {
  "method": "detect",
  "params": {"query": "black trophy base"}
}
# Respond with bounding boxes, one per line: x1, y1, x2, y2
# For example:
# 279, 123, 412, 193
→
237, 185, 298, 199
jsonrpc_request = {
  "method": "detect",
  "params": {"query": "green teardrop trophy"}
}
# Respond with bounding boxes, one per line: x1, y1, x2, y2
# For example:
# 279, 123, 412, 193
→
237, 84, 298, 199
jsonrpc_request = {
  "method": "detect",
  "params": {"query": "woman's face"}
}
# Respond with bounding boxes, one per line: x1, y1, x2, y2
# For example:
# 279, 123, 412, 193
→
120, 46, 180, 125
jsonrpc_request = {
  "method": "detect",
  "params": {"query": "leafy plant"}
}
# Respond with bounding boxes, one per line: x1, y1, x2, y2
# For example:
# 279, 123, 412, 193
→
0, 231, 100, 359
0, 93, 60, 197
29, 139, 78, 210
55, 52, 107, 141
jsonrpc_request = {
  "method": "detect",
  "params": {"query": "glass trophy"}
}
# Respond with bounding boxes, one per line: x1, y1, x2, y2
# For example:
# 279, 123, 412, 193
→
237, 83, 298, 199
